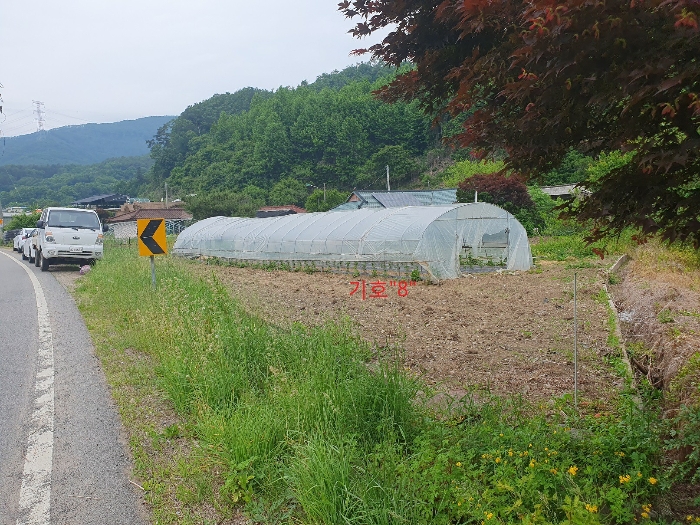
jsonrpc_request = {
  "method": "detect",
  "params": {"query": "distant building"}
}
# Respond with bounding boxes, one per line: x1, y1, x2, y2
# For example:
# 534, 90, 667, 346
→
256, 205, 307, 218
332, 189, 458, 211
107, 201, 193, 239
540, 184, 587, 199
72, 193, 129, 209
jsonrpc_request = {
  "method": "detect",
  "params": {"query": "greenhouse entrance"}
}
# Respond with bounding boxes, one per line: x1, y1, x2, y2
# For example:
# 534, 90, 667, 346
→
173, 202, 532, 280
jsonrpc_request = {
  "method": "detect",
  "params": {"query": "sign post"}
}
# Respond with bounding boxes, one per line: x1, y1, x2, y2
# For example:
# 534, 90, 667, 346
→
137, 218, 167, 288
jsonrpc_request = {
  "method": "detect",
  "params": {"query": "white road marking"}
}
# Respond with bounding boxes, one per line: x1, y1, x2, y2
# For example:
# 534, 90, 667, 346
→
1, 252, 55, 525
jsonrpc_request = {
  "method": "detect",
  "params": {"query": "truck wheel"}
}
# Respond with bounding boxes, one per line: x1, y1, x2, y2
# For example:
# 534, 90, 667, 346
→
40, 252, 50, 271
35, 251, 41, 267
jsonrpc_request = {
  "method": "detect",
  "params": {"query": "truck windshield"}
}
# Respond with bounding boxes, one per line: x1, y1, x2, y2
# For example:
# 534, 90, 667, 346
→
47, 210, 101, 229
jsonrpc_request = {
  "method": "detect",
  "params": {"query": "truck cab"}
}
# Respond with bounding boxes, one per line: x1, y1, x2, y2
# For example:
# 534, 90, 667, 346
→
36, 207, 108, 271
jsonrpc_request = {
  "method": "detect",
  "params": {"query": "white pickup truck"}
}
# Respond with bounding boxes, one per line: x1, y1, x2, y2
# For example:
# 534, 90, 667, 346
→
35, 207, 109, 271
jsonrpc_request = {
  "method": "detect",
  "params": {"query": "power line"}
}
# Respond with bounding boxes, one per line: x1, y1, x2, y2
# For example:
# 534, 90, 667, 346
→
44, 110, 90, 123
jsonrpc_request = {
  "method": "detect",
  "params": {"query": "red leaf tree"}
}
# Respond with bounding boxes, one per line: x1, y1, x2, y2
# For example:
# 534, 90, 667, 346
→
339, 0, 700, 246
456, 173, 534, 213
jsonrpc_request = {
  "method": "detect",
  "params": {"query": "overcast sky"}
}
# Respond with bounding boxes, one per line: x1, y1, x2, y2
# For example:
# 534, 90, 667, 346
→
0, 1, 384, 136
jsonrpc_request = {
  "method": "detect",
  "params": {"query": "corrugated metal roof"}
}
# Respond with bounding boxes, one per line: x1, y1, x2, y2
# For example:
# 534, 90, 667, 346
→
331, 189, 458, 211
108, 208, 192, 223
373, 192, 423, 207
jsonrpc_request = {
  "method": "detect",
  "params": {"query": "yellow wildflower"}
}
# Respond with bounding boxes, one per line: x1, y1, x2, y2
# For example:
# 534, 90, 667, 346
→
456, 462, 462, 467
529, 460, 536, 468
641, 512, 649, 519
508, 450, 513, 457
550, 468, 558, 474
619, 474, 632, 484
648, 477, 657, 485
568, 465, 578, 476
458, 501, 462, 506
486, 512, 494, 520
495, 457, 501, 463
585, 504, 598, 513
499, 433, 503, 437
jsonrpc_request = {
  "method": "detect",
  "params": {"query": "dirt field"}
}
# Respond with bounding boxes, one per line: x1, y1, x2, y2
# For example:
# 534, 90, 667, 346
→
185, 259, 623, 407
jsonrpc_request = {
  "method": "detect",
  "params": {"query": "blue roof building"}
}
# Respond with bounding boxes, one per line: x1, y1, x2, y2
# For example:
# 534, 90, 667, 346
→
332, 189, 458, 211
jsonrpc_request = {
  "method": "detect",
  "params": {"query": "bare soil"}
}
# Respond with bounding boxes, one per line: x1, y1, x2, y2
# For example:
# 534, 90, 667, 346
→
191, 259, 623, 407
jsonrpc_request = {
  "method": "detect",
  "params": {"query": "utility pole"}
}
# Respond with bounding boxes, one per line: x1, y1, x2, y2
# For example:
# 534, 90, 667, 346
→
165, 182, 168, 209
32, 100, 45, 133
386, 165, 390, 192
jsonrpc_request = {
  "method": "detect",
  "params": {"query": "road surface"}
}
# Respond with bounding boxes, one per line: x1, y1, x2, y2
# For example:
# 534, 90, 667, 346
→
0, 248, 147, 524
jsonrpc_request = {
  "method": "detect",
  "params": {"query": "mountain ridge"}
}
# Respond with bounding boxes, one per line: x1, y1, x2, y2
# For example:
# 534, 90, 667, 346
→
0, 115, 175, 166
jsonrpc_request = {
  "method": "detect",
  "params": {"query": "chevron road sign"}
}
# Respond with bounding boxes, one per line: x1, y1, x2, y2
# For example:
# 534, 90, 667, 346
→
137, 218, 167, 289
137, 218, 167, 257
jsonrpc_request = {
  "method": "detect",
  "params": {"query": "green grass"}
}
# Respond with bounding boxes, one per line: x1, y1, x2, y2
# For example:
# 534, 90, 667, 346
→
74, 242, 678, 524
532, 232, 634, 262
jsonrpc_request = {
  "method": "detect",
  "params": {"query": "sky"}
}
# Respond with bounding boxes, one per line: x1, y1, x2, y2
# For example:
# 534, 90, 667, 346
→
0, 1, 385, 137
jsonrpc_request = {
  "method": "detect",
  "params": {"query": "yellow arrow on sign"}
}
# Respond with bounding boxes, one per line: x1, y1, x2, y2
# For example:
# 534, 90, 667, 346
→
137, 218, 167, 257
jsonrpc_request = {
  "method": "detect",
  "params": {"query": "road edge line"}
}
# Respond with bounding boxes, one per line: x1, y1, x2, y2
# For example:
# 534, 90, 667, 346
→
1, 252, 55, 525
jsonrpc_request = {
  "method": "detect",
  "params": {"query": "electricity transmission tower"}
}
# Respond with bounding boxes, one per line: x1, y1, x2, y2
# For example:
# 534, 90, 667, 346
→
32, 100, 45, 133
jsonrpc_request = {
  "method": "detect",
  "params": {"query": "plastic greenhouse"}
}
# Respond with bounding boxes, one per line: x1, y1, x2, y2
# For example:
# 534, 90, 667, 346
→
173, 203, 532, 279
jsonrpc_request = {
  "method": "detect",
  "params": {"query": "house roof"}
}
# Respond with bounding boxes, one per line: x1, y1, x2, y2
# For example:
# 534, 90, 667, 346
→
72, 193, 129, 206
257, 205, 307, 213
332, 189, 458, 211
540, 184, 587, 198
108, 204, 192, 223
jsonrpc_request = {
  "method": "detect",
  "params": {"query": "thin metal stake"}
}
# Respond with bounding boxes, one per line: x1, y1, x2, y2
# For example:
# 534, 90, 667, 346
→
150, 255, 156, 289
574, 272, 578, 409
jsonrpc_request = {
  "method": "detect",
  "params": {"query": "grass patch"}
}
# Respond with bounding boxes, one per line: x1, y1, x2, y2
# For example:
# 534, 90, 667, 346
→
532, 232, 634, 262
74, 242, 678, 523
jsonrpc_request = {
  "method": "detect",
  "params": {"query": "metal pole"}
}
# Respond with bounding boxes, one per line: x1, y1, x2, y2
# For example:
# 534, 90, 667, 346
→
386, 165, 390, 192
574, 272, 578, 409
323, 183, 326, 202
150, 255, 157, 289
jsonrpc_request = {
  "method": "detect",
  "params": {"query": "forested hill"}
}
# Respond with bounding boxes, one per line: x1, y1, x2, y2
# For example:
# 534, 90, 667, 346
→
0, 156, 153, 207
148, 62, 437, 196
0, 116, 174, 166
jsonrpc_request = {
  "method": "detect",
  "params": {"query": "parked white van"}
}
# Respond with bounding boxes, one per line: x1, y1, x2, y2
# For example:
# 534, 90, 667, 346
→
35, 207, 109, 271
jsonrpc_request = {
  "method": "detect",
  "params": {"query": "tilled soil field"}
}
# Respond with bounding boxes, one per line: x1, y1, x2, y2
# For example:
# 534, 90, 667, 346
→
191, 259, 624, 406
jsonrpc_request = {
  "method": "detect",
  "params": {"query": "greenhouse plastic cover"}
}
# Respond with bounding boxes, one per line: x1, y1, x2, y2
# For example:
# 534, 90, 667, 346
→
173, 202, 532, 279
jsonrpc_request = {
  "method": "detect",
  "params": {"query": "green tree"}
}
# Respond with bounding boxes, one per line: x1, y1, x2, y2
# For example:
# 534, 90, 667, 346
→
541, 150, 593, 186
356, 145, 420, 188
304, 189, 350, 212
185, 191, 262, 221
6, 213, 41, 230
269, 178, 308, 207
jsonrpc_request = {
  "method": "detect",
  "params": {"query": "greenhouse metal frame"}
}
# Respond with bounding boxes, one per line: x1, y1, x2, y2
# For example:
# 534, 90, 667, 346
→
173, 202, 532, 279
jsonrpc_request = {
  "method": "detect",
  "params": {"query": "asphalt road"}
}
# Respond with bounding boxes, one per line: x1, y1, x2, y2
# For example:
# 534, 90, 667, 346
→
0, 248, 147, 524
